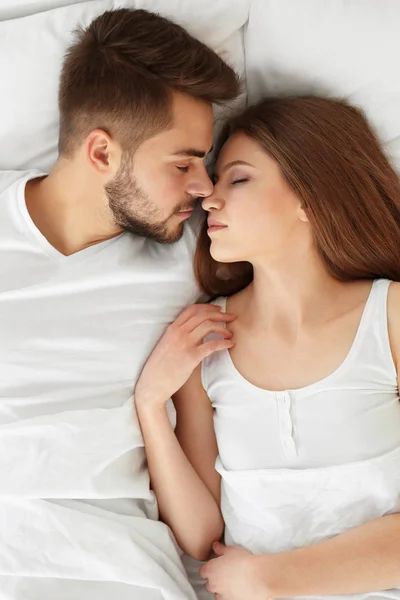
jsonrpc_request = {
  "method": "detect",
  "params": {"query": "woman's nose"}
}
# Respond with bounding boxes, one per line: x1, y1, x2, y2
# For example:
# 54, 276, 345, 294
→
202, 189, 224, 212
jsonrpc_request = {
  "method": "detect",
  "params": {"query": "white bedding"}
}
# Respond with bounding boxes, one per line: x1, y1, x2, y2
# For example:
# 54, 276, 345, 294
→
1, 1, 400, 599
217, 446, 400, 600
245, 0, 400, 172
0, 400, 197, 599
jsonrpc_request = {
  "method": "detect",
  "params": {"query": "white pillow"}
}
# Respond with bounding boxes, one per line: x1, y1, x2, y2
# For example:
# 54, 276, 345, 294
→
0, 0, 249, 171
0, 0, 97, 21
244, 0, 400, 171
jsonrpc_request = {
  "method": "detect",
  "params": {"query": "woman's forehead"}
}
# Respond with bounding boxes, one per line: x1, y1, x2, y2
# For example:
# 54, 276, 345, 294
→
215, 132, 272, 173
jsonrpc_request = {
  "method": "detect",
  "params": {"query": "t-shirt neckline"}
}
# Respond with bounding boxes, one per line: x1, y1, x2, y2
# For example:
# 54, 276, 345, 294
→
16, 172, 126, 265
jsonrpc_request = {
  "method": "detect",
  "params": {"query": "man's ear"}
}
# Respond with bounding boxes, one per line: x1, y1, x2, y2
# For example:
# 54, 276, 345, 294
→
85, 129, 122, 177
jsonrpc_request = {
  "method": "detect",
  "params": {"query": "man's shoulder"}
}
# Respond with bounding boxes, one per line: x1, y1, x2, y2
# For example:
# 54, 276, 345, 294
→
0, 169, 40, 198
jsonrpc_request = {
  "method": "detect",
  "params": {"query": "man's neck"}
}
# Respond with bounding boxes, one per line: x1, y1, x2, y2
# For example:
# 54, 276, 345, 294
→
25, 164, 122, 256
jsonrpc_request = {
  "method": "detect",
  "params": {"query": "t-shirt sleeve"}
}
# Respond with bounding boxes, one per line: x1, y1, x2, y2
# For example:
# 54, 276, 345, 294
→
0, 170, 30, 198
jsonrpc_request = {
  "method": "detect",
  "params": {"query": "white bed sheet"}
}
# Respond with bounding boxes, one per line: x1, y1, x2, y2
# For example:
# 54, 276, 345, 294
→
244, 0, 400, 172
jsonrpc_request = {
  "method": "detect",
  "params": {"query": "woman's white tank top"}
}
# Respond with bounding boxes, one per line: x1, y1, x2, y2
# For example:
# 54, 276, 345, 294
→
202, 279, 400, 471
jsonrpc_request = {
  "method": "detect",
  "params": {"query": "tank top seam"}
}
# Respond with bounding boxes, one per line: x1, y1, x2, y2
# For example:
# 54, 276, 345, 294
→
215, 442, 400, 479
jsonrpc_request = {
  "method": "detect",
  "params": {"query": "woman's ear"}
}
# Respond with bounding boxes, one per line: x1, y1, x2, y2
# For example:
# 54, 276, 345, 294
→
298, 204, 309, 223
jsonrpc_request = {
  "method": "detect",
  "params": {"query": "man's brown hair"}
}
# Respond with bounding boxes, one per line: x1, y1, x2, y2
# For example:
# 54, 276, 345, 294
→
58, 8, 240, 156
194, 96, 400, 297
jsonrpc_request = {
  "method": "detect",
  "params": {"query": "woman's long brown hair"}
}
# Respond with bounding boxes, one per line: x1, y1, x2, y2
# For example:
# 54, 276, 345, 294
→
195, 96, 400, 298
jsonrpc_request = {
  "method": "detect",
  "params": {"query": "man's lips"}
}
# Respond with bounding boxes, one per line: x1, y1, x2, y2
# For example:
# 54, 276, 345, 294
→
176, 208, 194, 219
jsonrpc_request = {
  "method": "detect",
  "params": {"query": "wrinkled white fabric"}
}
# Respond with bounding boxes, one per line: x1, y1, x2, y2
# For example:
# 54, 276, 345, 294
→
0, 400, 196, 599
217, 446, 400, 600
218, 446, 400, 554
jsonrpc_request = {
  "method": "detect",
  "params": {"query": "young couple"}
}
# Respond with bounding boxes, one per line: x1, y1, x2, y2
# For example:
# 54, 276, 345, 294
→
1, 6, 400, 600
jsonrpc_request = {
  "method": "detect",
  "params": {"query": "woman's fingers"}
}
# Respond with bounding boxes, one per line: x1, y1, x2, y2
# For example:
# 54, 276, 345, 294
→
189, 321, 233, 343
135, 303, 236, 405
173, 303, 223, 327
184, 310, 236, 334
196, 337, 235, 362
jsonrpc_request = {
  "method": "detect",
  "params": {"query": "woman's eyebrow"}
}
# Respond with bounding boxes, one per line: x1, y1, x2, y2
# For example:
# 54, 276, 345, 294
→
214, 160, 254, 181
222, 160, 254, 172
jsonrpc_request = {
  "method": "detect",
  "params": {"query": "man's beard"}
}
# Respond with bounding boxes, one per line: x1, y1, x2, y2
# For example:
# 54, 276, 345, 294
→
105, 160, 194, 244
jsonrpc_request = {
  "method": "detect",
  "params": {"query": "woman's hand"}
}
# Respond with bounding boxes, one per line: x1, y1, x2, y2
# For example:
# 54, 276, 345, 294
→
135, 304, 235, 408
200, 542, 271, 600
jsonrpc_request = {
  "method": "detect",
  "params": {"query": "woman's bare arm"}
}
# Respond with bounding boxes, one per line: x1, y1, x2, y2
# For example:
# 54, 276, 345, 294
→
135, 304, 234, 561
174, 365, 221, 506
137, 368, 222, 561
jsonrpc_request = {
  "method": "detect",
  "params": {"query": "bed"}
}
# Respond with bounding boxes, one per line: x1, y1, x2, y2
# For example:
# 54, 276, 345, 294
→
0, 1, 399, 599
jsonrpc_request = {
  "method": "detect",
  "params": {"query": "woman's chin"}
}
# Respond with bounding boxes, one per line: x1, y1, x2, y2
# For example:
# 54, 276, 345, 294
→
210, 248, 242, 264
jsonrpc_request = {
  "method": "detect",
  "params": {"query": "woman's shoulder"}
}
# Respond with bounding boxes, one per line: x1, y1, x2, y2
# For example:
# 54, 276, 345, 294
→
387, 280, 400, 314
387, 281, 400, 377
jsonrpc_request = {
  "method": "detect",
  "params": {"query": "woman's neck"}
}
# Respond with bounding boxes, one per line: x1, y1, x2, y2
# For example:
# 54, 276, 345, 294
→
242, 246, 354, 336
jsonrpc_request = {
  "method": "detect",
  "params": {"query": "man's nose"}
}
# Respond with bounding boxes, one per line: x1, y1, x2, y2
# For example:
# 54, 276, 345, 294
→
186, 168, 214, 198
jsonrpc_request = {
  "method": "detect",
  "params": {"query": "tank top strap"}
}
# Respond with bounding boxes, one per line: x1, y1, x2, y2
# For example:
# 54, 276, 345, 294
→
211, 296, 227, 311
356, 279, 391, 332
347, 279, 394, 372
201, 296, 228, 392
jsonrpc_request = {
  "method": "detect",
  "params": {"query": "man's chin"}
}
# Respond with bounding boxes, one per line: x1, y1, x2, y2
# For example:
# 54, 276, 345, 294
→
141, 222, 184, 245
120, 218, 184, 244
161, 223, 184, 244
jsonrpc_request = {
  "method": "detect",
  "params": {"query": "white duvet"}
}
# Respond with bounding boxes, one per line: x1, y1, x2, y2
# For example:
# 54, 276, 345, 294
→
217, 446, 400, 600
0, 400, 197, 599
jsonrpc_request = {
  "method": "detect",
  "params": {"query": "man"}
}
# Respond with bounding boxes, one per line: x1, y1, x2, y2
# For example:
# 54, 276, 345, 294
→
0, 8, 239, 599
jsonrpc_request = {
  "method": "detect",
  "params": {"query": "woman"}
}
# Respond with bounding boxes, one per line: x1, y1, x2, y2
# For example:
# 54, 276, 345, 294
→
135, 96, 400, 600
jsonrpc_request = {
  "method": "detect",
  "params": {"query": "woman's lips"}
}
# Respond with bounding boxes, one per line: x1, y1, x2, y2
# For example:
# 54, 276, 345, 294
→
207, 218, 227, 233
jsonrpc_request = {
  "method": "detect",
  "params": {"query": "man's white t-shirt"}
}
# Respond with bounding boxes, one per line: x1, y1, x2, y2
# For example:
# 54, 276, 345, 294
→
0, 170, 204, 600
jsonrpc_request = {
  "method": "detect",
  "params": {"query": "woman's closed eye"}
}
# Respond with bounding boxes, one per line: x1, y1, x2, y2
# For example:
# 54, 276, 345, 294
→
177, 166, 189, 173
231, 178, 249, 185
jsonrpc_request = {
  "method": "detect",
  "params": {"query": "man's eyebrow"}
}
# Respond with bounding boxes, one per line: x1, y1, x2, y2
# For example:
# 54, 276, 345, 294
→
171, 147, 213, 159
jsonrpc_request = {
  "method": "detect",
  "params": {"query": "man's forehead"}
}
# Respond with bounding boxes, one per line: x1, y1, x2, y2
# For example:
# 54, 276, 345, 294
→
170, 93, 214, 136
138, 99, 214, 156
158, 122, 213, 156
